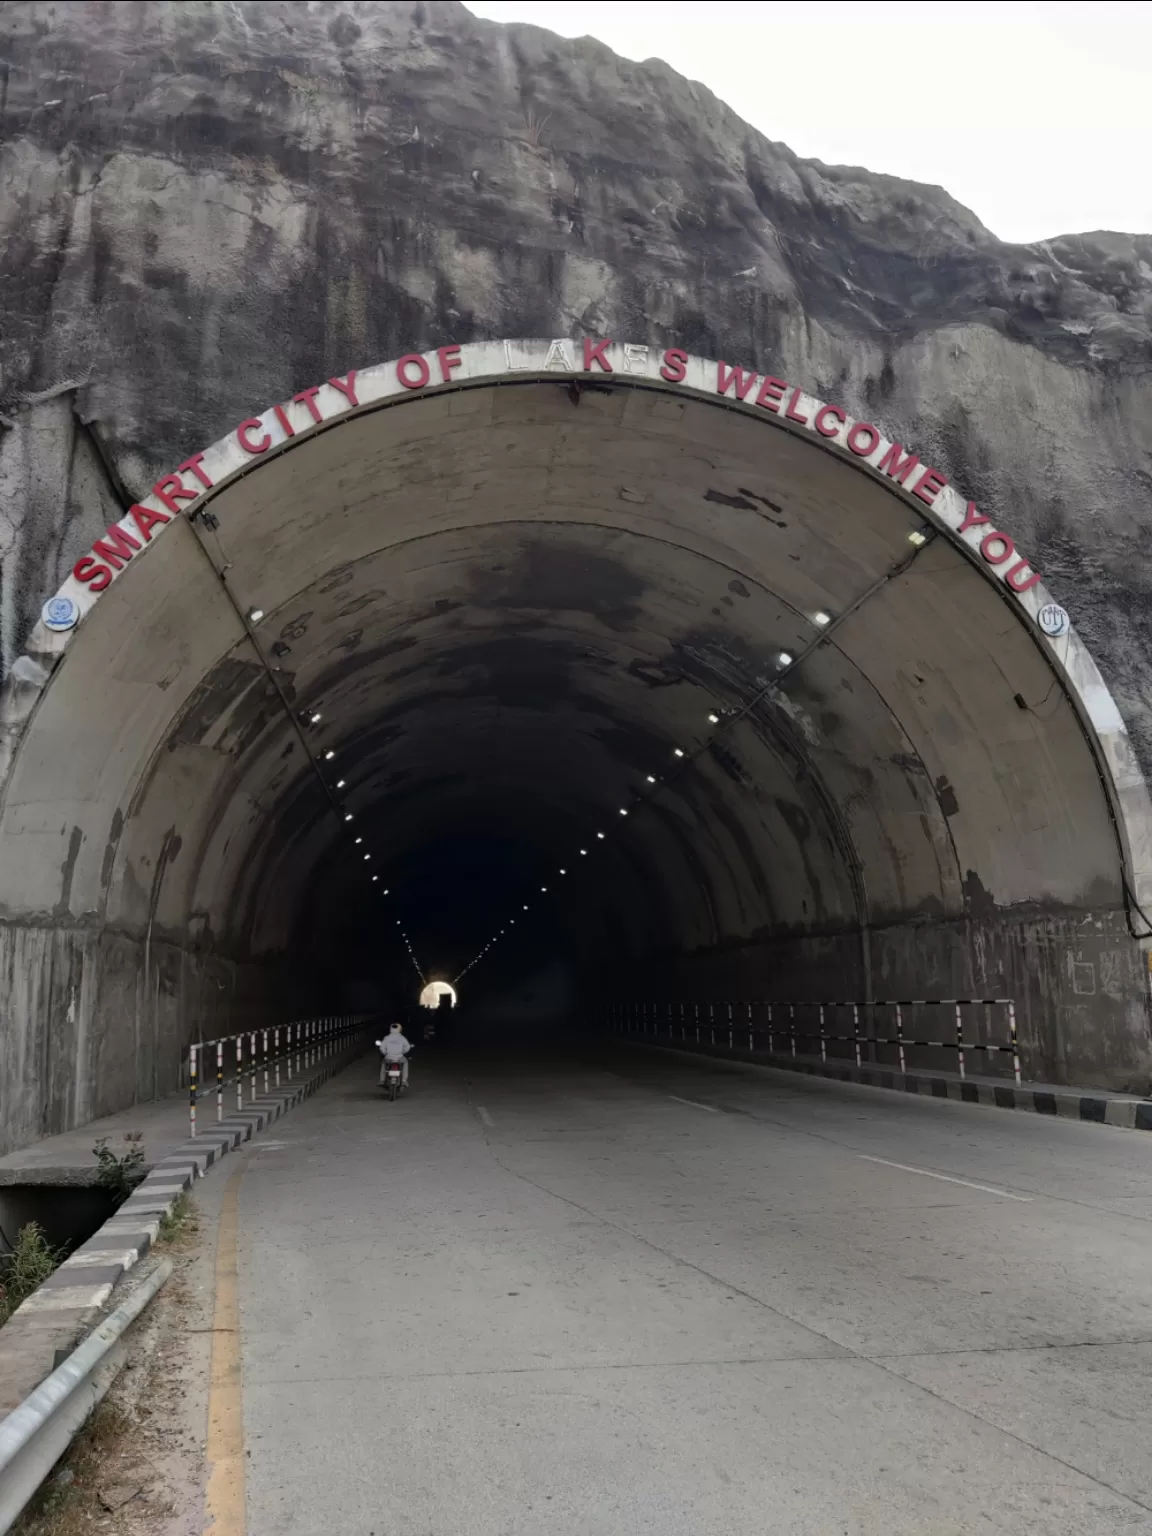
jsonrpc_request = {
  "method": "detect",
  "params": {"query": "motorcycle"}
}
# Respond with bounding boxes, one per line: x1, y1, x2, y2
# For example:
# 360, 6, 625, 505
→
377, 1041, 412, 1101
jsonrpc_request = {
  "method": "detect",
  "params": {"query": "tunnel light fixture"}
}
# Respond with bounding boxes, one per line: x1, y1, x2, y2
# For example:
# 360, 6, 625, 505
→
646, 775, 656, 784
384, 889, 390, 896
344, 813, 353, 822
309, 711, 322, 725
324, 749, 336, 760
673, 747, 685, 758
559, 868, 566, 875
248, 607, 265, 624
523, 904, 529, 911
336, 779, 346, 789
618, 808, 628, 817
355, 837, 363, 844
580, 848, 587, 855
908, 529, 928, 547
541, 886, 548, 893
778, 652, 794, 668
813, 610, 832, 627
364, 854, 371, 861
372, 875, 378, 882
707, 711, 720, 724
597, 831, 606, 839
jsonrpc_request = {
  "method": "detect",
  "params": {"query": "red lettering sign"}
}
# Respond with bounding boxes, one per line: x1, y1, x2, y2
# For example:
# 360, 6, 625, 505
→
847, 422, 880, 457
397, 354, 431, 389
329, 371, 359, 406
583, 338, 613, 372
784, 388, 808, 425
92, 526, 141, 569
237, 419, 271, 455
876, 442, 920, 485
293, 386, 324, 424
958, 501, 991, 534
660, 348, 688, 382
73, 555, 112, 592
814, 404, 845, 438
755, 377, 787, 412
717, 361, 758, 401
128, 504, 171, 541
911, 468, 948, 506
437, 346, 463, 383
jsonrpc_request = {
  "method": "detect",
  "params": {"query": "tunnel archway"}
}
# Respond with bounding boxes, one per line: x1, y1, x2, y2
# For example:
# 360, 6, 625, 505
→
2, 338, 1150, 1151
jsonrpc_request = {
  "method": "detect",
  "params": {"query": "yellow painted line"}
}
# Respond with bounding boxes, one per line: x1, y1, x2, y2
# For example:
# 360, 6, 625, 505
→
204, 1161, 248, 1536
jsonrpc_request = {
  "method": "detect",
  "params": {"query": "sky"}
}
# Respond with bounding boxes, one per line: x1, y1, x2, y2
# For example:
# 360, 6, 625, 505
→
465, 1, 1151, 244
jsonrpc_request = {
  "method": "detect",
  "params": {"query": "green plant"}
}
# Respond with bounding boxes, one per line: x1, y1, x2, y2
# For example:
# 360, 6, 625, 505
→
0, 1222, 63, 1325
92, 1132, 146, 1205
157, 1192, 196, 1246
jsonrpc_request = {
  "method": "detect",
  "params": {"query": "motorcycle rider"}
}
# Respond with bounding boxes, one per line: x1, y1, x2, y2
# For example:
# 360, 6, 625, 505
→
378, 1021, 413, 1089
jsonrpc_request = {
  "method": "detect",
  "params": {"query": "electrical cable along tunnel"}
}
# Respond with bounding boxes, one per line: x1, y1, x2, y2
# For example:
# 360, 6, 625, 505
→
1, 339, 1151, 1156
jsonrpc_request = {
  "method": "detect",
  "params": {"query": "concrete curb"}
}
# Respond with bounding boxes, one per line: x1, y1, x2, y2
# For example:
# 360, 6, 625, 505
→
0, 1036, 369, 1413
620, 1038, 1152, 1130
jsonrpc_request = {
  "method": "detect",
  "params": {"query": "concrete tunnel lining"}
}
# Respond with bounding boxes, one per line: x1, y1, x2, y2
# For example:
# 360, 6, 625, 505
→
2, 338, 1151, 1151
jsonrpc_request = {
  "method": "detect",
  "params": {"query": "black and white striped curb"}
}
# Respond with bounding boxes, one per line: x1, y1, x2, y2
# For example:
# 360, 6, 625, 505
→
0, 1034, 368, 1411
626, 1037, 1152, 1130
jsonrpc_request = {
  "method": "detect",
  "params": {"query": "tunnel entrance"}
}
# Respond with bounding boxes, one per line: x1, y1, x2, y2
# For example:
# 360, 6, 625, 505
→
1, 338, 1150, 1154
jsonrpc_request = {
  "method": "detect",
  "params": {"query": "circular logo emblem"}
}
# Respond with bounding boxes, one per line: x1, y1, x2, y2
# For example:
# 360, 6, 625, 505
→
1037, 603, 1070, 638
41, 596, 79, 632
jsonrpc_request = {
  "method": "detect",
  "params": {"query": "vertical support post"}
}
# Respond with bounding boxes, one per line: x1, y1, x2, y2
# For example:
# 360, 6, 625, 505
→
275, 1026, 281, 1088
190, 1044, 198, 1139
955, 1002, 966, 1080
852, 1003, 861, 1069
789, 1004, 796, 1057
216, 1040, 224, 1122
708, 1001, 715, 1045
728, 1001, 734, 1050
1008, 1000, 1022, 1085
766, 1002, 773, 1054
985, 1001, 996, 1069
819, 1004, 827, 1064
895, 1003, 906, 1074
250, 1031, 258, 1098
747, 1000, 754, 1052
680, 1001, 686, 1041
236, 1035, 243, 1111
263, 1028, 270, 1095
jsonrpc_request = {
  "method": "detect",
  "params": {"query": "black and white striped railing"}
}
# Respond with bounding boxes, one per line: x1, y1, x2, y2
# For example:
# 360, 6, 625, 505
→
187, 1015, 372, 1135
608, 997, 1022, 1084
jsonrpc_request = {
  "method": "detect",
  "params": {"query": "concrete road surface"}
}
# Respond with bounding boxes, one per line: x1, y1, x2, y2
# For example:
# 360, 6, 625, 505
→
226, 1044, 1152, 1535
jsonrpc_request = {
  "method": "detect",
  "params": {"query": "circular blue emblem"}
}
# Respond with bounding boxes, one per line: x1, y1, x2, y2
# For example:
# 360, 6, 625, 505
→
42, 596, 79, 632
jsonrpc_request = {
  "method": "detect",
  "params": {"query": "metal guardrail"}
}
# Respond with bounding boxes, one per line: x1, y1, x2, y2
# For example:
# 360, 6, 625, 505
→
0, 1260, 173, 1533
609, 997, 1022, 1084
188, 1014, 370, 1135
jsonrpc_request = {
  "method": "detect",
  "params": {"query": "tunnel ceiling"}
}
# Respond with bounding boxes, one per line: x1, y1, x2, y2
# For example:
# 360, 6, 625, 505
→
0, 341, 1147, 992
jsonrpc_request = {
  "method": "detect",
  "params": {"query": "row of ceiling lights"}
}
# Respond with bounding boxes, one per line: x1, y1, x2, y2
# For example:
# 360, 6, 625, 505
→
451, 605, 853, 980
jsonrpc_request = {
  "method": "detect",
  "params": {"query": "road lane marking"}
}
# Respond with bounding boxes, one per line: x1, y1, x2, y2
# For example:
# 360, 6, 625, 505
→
203, 1161, 248, 1536
669, 1095, 719, 1113
857, 1154, 1031, 1201
477, 1106, 495, 1127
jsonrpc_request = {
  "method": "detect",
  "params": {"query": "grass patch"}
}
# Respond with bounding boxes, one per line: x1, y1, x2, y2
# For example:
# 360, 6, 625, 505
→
11, 1402, 135, 1535
0, 1222, 64, 1326
93, 1133, 146, 1206
156, 1192, 198, 1248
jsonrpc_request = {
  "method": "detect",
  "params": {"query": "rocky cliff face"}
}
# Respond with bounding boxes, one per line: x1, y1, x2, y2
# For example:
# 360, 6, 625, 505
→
1, 0, 1150, 760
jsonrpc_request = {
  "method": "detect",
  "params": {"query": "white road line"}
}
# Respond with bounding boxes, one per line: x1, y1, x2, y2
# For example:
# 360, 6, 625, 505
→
477, 1106, 495, 1127
669, 1095, 719, 1113
857, 1154, 1032, 1201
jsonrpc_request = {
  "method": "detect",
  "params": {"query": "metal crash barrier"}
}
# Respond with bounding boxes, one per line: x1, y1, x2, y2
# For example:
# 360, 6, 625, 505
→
609, 997, 1022, 1084
187, 1015, 370, 1135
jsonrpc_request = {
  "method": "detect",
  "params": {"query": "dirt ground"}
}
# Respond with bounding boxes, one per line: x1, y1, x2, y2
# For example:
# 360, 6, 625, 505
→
13, 1169, 230, 1536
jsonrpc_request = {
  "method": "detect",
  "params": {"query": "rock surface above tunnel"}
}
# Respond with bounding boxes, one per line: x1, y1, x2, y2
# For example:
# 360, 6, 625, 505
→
1, 0, 1150, 763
